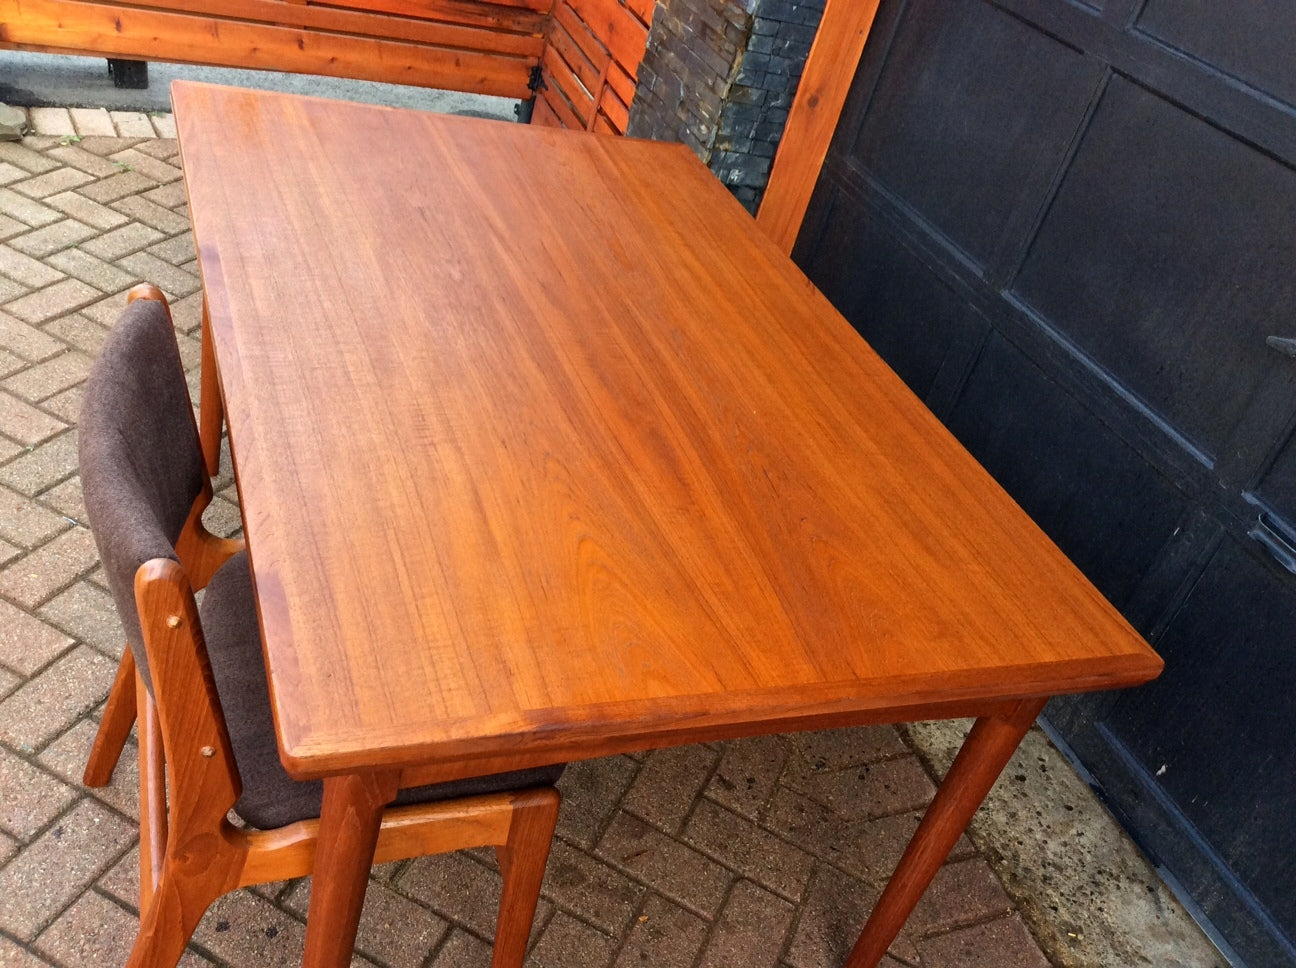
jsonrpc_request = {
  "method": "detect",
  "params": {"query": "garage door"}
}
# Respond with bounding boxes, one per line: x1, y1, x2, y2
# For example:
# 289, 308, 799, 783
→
793, 2, 1296, 964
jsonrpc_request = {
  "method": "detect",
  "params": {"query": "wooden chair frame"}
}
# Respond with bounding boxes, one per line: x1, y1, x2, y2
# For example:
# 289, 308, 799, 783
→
128, 557, 559, 967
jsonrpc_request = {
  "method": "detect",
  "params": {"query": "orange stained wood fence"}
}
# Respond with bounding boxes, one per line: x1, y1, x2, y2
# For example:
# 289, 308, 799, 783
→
0, 0, 654, 119
2, 0, 859, 255
530, 0, 650, 134
0, 0, 553, 100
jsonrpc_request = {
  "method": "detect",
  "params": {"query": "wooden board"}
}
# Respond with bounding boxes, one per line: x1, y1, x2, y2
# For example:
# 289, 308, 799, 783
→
757, 0, 882, 251
535, 0, 650, 134
124, 0, 549, 41
321, 0, 551, 18
0, 0, 544, 99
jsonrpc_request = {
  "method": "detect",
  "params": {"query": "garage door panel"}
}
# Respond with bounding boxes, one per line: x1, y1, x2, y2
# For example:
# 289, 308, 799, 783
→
1138, 0, 1296, 109
1013, 75, 1296, 462
1254, 431, 1296, 534
800, 185, 986, 403
946, 333, 1186, 612
1109, 537, 1296, 931
850, 0, 1101, 272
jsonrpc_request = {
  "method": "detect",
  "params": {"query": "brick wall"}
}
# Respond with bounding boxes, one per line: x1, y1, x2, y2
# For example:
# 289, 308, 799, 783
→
627, 0, 825, 213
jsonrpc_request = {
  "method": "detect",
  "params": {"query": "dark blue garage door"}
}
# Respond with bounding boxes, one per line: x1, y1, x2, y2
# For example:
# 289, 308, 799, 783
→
794, 2, 1296, 965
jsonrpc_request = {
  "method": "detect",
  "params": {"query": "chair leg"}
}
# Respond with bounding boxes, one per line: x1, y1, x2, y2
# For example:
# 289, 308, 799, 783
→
83, 650, 138, 787
126, 847, 230, 968
491, 788, 560, 968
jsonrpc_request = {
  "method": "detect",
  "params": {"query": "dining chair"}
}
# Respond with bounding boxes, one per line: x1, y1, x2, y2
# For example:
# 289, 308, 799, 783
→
81, 284, 563, 967
80, 284, 242, 792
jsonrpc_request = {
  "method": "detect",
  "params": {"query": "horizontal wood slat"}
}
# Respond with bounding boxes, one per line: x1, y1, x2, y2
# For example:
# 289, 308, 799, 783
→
531, 93, 564, 126
541, 43, 593, 126
549, 7, 607, 95
605, 60, 634, 107
620, 0, 650, 27
553, 0, 608, 72
598, 84, 629, 131
563, 0, 646, 76
539, 84, 583, 129
0, 0, 541, 99
318, 0, 550, 18
121, 0, 546, 54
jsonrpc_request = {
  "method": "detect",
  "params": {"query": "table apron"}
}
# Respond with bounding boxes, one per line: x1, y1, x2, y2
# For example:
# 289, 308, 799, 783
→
390, 694, 1043, 789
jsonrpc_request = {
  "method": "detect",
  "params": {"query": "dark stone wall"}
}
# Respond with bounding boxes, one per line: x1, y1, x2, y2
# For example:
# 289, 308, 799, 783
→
627, 0, 825, 213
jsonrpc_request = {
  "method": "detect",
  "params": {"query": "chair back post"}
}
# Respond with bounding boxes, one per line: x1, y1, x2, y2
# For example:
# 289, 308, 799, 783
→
133, 558, 243, 842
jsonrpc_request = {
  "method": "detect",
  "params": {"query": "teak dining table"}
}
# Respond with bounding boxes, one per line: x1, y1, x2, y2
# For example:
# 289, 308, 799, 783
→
172, 81, 1162, 967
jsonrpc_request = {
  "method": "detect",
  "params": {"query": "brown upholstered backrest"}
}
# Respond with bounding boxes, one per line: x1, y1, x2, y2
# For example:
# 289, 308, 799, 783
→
79, 298, 205, 688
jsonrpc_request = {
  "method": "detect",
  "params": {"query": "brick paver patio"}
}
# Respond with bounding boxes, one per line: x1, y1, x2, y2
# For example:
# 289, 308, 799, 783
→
0, 107, 1216, 968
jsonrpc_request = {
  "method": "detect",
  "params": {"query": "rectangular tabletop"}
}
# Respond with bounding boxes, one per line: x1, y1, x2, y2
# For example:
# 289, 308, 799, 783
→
173, 81, 1161, 783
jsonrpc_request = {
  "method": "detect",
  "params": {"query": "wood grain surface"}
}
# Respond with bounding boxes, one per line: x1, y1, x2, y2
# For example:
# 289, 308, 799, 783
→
173, 83, 1161, 782
1, 0, 541, 99
535, 0, 647, 134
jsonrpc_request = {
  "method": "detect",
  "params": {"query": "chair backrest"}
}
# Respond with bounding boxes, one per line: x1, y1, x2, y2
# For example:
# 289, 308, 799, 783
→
80, 295, 206, 688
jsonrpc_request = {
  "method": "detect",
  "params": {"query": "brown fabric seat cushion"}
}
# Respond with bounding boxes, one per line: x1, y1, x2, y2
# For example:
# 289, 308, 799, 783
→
201, 552, 564, 830
79, 298, 206, 691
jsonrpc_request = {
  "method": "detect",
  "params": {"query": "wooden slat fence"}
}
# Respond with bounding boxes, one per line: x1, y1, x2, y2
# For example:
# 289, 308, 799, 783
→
2, 0, 658, 134
0, 0, 551, 100
531, 0, 650, 134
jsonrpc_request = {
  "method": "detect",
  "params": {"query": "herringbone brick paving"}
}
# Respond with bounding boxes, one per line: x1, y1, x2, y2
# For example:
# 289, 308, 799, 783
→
0, 117, 1083, 968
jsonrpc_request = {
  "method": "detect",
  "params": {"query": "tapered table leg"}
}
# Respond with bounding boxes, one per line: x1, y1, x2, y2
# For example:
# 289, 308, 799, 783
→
845, 698, 1048, 968
302, 773, 397, 968
199, 297, 223, 476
